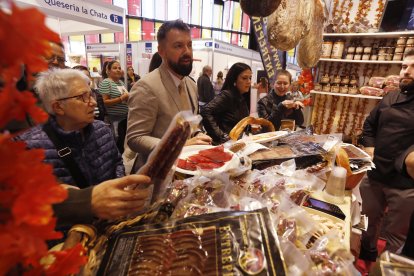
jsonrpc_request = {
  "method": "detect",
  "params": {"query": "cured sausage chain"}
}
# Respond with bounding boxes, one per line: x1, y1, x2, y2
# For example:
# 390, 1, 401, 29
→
135, 112, 197, 203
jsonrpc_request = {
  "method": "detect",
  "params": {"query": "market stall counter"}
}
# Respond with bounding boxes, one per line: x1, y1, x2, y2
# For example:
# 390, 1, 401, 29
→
61, 118, 370, 275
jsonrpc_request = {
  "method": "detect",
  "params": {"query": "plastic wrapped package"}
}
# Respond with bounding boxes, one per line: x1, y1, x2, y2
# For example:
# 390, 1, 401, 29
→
98, 209, 287, 275
360, 86, 384, 97
267, 0, 313, 51
368, 77, 386, 88
306, 229, 359, 275
132, 111, 201, 206
297, 0, 326, 68
384, 75, 400, 87
383, 85, 400, 94
280, 240, 313, 275
171, 175, 235, 219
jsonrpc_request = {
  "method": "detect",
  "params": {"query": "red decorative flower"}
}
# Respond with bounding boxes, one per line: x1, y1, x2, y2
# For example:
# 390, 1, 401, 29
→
0, 5, 87, 275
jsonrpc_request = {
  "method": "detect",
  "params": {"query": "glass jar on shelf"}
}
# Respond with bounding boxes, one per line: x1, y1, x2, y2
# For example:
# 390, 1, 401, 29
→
349, 85, 359, 94
320, 74, 330, 84
333, 75, 341, 84
362, 53, 370, 60
395, 45, 405, 54
321, 40, 333, 58
404, 45, 414, 55
331, 84, 340, 93
350, 75, 358, 86
322, 83, 331, 92
340, 85, 349, 94
407, 37, 414, 45
331, 39, 345, 59
341, 76, 350, 85
314, 83, 322, 91
397, 36, 407, 45
393, 53, 403, 61
354, 53, 362, 60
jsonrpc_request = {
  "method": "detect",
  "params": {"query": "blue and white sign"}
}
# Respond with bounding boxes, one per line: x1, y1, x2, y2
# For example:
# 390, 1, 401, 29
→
16, 0, 124, 32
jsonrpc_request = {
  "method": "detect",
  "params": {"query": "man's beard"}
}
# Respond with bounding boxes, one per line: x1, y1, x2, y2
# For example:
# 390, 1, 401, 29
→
167, 56, 193, 76
399, 77, 414, 92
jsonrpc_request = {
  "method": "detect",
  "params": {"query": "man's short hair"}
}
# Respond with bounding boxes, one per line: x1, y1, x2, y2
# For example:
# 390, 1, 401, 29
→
404, 49, 414, 58
276, 69, 292, 83
202, 65, 212, 74
35, 69, 89, 115
157, 19, 190, 45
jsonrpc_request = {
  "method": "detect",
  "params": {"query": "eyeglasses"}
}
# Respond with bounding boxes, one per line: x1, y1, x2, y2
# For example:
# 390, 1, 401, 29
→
47, 55, 66, 63
57, 91, 96, 104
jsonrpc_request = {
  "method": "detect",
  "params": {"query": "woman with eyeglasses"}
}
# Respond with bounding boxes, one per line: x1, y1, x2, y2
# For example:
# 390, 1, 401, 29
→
201, 62, 252, 144
15, 69, 152, 235
257, 69, 304, 130
99, 60, 129, 153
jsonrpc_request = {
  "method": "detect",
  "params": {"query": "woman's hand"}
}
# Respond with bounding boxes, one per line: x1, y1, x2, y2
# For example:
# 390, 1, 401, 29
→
185, 133, 212, 146
120, 93, 129, 102
282, 100, 295, 109
294, 101, 304, 109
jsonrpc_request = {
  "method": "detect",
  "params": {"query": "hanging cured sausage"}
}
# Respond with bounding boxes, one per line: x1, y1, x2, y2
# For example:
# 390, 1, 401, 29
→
297, 0, 327, 68
240, 0, 281, 17
267, 0, 313, 51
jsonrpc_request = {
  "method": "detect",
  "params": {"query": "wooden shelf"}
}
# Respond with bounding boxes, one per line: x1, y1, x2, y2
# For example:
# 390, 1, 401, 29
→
319, 58, 402, 64
323, 31, 414, 38
310, 90, 383, 100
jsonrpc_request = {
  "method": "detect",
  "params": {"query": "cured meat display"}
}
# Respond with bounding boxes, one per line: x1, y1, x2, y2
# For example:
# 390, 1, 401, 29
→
177, 145, 233, 171
297, 0, 326, 68
359, 86, 384, 97
99, 209, 286, 276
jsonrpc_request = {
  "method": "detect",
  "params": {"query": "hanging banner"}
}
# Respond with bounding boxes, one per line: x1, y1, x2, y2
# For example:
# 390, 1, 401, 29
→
251, 16, 285, 85
126, 43, 132, 67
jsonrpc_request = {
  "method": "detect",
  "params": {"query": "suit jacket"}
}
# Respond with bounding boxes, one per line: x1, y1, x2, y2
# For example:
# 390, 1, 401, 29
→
127, 63, 198, 164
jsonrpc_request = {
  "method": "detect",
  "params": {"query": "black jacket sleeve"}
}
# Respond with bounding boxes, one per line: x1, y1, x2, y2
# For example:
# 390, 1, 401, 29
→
53, 186, 94, 228
257, 97, 285, 130
395, 145, 414, 179
201, 91, 232, 142
197, 76, 215, 103
362, 101, 381, 147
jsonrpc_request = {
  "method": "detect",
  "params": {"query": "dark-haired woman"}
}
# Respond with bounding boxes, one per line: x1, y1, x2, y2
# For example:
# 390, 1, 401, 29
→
201, 62, 252, 144
99, 60, 128, 153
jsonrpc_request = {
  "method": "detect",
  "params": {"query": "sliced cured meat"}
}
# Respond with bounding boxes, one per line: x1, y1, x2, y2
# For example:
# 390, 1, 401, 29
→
196, 162, 224, 170
177, 159, 197, 171
187, 154, 215, 164
198, 146, 233, 162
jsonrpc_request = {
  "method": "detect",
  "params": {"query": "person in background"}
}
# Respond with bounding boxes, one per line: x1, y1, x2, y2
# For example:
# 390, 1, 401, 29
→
99, 60, 129, 153
213, 71, 224, 95
256, 77, 269, 99
197, 65, 215, 109
289, 81, 304, 102
257, 69, 304, 130
101, 61, 109, 79
126, 66, 141, 91
149, 52, 162, 73
201, 62, 252, 144
127, 19, 212, 169
73, 65, 107, 122
47, 42, 66, 69
14, 69, 152, 231
359, 49, 414, 269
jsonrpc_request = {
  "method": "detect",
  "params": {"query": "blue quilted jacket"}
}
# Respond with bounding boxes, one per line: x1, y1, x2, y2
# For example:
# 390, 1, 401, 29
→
15, 117, 125, 187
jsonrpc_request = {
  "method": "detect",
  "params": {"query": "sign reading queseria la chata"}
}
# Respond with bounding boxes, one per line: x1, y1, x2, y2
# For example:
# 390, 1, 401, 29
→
16, 0, 124, 32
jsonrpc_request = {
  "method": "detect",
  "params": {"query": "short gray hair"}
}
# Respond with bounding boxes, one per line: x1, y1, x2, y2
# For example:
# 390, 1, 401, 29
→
35, 69, 90, 114
202, 65, 212, 74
